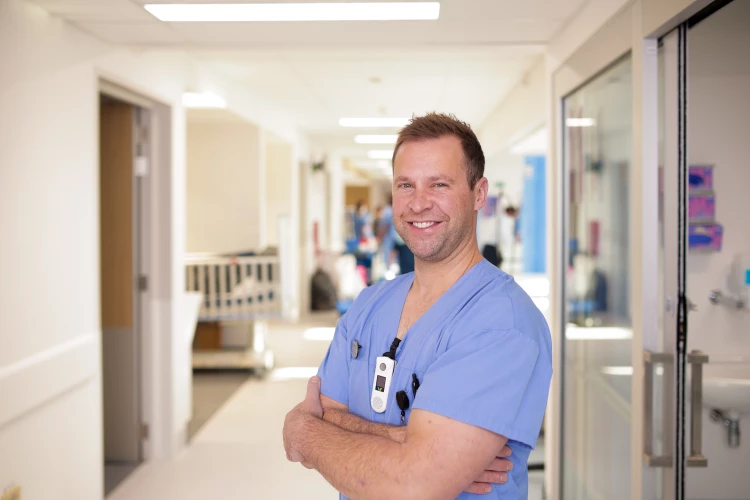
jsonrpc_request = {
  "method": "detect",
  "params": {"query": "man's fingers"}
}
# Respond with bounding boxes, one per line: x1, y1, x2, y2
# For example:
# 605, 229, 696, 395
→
304, 376, 323, 418
286, 449, 305, 463
485, 457, 514, 472
475, 471, 508, 484
306, 376, 321, 399
463, 483, 494, 495
500, 445, 512, 457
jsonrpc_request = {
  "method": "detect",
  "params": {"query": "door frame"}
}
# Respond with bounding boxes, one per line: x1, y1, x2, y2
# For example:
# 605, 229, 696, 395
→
98, 78, 171, 462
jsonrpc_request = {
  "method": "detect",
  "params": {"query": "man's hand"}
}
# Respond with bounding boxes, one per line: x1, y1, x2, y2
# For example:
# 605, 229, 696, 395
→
464, 450, 514, 494
283, 377, 324, 464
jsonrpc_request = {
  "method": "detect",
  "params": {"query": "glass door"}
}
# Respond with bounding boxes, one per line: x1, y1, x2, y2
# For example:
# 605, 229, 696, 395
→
560, 56, 634, 500
661, 2, 750, 499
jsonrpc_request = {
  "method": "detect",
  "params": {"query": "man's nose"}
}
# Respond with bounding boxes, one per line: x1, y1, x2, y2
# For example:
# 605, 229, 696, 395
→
408, 187, 432, 213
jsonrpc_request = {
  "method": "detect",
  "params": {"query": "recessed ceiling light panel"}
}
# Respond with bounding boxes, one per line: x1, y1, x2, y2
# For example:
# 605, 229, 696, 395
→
145, 2, 441, 22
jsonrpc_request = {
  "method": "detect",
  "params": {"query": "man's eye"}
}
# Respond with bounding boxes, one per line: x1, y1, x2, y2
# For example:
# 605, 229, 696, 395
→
435, 183, 447, 188
398, 183, 412, 189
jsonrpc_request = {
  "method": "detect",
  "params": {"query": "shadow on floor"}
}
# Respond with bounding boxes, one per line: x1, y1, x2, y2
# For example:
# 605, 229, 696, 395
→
105, 463, 138, 497
189, 370, 252, 440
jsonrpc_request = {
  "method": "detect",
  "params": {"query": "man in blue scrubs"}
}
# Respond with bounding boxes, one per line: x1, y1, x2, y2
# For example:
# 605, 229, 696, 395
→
284, 113, 552, 499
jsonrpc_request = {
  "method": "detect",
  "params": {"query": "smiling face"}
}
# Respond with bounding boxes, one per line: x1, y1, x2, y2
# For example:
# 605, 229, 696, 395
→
392, 135, 488, 263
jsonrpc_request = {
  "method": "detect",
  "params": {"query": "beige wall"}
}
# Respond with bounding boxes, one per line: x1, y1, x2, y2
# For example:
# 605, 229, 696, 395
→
478, 57, 546, 159
265, 139, 294, 247
186, 115, 262, 254
642, 0, 714, 36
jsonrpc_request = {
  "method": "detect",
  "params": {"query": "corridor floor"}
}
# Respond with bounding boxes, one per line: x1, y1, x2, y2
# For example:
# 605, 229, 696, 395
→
108, 312, 545, 500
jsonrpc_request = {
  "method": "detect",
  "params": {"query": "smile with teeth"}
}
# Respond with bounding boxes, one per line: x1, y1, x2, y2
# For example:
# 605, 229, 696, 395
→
412, 221, 438, 229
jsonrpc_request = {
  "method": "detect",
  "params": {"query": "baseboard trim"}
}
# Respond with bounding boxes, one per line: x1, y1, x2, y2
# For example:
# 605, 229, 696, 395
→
0, 334, 98, 429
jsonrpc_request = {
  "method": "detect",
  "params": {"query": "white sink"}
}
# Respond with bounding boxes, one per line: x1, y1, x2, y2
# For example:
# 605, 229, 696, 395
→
703, 377, 750, 415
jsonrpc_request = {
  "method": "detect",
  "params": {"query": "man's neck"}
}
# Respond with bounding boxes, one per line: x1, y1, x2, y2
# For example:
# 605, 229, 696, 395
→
411, 238, 483, 299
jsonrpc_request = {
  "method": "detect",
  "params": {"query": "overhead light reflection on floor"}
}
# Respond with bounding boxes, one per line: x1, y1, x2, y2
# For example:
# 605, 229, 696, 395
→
565, 325, 632, 340
601, 366, 663, 376
303, 327, 336, 341
532, 297, 550, 312
269, 367, 319, 382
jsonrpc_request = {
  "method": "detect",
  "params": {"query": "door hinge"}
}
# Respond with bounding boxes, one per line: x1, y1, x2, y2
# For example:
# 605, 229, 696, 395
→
138, 275, 148, 292
140, 423, 150, 441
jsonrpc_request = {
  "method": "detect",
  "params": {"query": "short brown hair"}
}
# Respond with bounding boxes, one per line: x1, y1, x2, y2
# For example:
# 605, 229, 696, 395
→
392, 112, 485, 189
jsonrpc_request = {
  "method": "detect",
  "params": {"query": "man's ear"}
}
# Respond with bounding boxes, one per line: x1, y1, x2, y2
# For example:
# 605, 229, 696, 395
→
474, 177, 489, 211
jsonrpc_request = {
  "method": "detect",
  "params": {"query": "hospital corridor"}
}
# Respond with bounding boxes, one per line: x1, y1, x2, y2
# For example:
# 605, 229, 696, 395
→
3, 0, 750, 499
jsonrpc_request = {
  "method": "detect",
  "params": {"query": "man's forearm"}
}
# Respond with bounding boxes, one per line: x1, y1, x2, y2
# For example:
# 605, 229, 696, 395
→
323, 408, 406, 442
298, 415, 438, 500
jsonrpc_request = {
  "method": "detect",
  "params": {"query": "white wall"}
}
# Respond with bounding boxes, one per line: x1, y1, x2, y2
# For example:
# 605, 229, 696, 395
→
0, 2, 179, 497
265, 137, 300, 318
686, 2, 750, 497
0, 0, 308, 497
186, 115, 263, 254
327, 154, 345, 253
479, 58, 546, 160
265, 139, 294, 247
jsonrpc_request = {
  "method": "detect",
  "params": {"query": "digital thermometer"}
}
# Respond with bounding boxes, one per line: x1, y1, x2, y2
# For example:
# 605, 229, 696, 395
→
371, 356, 395, 413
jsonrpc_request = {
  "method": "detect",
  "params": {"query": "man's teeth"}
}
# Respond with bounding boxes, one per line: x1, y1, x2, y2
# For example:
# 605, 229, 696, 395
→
413, 222, 435, 229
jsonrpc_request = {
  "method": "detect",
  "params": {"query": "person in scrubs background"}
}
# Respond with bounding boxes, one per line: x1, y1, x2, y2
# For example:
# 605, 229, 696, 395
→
283, 113, 552, 499
376, 197, 396, 270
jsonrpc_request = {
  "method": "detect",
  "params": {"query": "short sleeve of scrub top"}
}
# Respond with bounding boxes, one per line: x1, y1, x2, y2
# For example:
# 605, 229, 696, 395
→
412, 327, 548, 449
317, 317, 351, 406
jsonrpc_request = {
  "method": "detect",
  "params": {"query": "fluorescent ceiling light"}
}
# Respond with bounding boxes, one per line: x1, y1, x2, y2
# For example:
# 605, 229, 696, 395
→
303, 327, 335, 341
340, 117, 410, 128
566, 118, 596, 128
565, 326, 632, 340
355, 134, 398, 144
368, 150, 394, 160
145, 3, 440, 22
182, 91, 226, 109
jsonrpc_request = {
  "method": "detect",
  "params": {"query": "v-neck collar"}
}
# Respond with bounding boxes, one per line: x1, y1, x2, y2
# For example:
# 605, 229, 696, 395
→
381, 259, 493, 356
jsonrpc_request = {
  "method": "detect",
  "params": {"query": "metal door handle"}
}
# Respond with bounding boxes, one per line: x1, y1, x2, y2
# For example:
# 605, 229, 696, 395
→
687, 350, 709, 467
644, 351, 673, 467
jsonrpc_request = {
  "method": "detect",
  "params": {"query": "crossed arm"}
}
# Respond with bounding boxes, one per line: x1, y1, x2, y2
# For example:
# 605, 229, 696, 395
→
283, 377, 512, 500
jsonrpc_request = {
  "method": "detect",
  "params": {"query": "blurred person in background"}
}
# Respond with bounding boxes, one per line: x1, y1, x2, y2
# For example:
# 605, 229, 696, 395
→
377, 197, 397, 272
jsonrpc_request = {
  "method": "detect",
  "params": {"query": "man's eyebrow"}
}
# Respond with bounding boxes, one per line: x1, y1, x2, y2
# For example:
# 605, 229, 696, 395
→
427, 175, 454, 183
395, 175, 455, 183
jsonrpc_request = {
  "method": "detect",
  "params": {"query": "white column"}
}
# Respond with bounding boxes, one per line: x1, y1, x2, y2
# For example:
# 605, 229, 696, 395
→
328, 152, 345, 253
257, 128, 268, 250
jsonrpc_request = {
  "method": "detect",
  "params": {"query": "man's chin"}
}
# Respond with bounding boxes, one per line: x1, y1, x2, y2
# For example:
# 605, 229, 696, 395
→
409, 246, 445, 263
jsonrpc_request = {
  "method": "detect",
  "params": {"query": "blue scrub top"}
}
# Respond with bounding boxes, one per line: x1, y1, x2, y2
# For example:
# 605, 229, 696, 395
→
318, 259, 552, 500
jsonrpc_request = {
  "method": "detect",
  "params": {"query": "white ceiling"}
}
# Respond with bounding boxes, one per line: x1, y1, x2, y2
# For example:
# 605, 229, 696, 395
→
30, 0, 589, 176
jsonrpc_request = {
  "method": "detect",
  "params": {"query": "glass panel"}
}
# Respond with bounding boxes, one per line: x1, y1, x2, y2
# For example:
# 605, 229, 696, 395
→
562, 57, 633, 500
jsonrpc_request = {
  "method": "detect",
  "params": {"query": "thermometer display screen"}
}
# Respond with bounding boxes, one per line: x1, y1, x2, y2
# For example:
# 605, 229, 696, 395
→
375, 375, 386, 392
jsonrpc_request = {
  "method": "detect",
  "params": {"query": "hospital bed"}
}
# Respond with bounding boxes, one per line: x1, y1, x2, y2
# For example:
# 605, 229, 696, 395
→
185, 252, 281, 374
